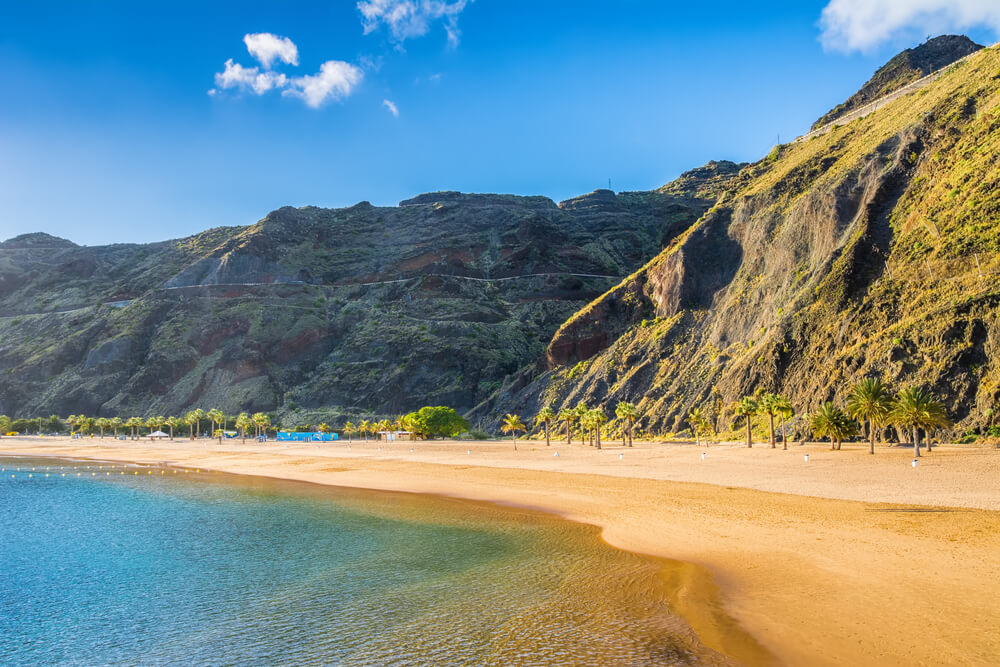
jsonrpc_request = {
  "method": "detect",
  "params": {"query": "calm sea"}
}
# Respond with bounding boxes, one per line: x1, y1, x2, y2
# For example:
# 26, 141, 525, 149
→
0, 457, 731, 665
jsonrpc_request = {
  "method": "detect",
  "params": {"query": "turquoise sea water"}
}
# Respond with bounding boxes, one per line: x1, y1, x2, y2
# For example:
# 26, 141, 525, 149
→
0, 457, 729, 665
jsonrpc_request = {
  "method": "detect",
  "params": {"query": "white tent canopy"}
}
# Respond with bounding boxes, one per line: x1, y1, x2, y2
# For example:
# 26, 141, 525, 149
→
149, 430, 169, 438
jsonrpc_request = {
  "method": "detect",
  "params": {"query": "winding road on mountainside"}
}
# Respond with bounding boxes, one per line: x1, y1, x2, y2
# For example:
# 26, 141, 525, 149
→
0, 272, 624, 319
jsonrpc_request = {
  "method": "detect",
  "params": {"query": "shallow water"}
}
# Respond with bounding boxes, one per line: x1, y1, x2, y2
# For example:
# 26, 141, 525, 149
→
0, 457, 731, 665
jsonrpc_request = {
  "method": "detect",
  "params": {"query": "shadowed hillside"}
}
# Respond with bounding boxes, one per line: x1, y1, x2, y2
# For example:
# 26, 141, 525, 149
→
0, 163, 740, 423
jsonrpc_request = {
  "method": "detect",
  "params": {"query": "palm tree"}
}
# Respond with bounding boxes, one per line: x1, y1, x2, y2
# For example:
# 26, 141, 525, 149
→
589, 409, 607, 449
235, 413, 252, 443
252, 412, 271, 440
343, 421, 356, 441
535, 407, 557, 446
164, 416, 179, 439
125, 417, 143, 439
95, 417, 109, 438
207, 409, 224, 438
501, 414, 526, 450
809, 402, 857, 450
110, 416, 123, 438
847, 378, 892, 455
559, 408, 575, 445
615, 402, 638, 447
774, 396, 794, 449
359, 419, 372, 441
66, 414, 81, 435
889, 387, 950, 457
188, 408, 206, 439
574, 402, 589, 442
732, 396, 758, 448
145, 416, 158, 436
757, 393, 786, 448
688, 408, 712, 447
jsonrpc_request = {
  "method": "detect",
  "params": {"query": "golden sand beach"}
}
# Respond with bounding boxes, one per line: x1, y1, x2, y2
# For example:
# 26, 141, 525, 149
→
4, 436, 999, 666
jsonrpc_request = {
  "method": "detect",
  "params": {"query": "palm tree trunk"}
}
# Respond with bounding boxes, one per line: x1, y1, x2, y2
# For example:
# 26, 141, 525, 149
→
769, 414, 775, 448
869, 421, 875, 455
925, 430, 933, 453
746, 420, 752, 448
566, 422, 571, 445
913, 427, 921, 457
628, 421, 633, 447
781, 418, 787, 450
545, 422, 550, 447
596, 427, 601, 450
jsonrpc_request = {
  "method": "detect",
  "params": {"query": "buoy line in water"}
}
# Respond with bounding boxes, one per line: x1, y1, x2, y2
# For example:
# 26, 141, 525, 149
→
1, 462, 206, 479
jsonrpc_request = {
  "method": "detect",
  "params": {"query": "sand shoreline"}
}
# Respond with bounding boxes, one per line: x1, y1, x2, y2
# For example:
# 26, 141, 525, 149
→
4, 436, 999, 666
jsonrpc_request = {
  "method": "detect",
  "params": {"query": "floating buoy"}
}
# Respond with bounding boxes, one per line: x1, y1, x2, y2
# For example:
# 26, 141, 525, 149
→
62, 473, 66, 477
45, 473, 49, 477
28, 474, 32, 478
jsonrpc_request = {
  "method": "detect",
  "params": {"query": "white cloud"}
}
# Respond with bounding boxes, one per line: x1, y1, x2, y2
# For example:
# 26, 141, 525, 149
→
383, 99, 399, 116
211, 34, 363, 108
820, 0, 1000, 52
358, 0, 472, 47
243, 32, 299, 68
213, 59, 288, 94
284, 61, 365, 108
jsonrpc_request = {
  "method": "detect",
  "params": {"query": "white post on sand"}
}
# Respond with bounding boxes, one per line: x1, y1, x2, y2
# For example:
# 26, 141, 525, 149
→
912, 459, 919, 468
701, 452, 706, 461
554, 451, 559, 457
619, 453, 624, 460
467, 449, 471, 455
804, 454, 810, 462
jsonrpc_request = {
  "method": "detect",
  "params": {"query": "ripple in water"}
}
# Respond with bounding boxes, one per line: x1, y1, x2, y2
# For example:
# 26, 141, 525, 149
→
0, 457, 735, 665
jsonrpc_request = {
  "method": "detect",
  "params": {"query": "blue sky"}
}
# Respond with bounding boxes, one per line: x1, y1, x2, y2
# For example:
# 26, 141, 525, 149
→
1, 1, 998, 245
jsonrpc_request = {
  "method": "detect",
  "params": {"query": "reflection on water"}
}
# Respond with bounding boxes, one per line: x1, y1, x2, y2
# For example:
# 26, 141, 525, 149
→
0, 457, 735, 665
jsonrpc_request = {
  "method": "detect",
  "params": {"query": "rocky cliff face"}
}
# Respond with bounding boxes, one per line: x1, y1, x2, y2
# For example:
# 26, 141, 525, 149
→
479, 43, 1000, 438
0, 168, 735, 423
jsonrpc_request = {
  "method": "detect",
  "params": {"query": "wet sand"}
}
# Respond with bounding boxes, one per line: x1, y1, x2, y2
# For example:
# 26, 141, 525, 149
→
5, 436, 999, 666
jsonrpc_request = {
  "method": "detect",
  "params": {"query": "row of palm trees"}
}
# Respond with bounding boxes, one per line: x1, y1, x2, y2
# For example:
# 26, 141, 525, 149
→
340, 418, 406, 441
64, 410, 274, 442
511, 379, 950, 457
502, 401, 639, 450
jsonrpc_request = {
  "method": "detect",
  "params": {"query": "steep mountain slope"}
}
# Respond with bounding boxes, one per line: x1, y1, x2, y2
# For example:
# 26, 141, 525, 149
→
812, 35, 982, 130
480, 43, 1000, 437
0, 163, 740, 422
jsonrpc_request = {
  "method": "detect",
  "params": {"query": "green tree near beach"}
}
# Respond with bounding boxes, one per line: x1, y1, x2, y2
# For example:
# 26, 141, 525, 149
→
757, 393, 788, 448
809, 402, 857, 450
403, 407, 468, 439
207, 409, 224, 437
501, 413, 526, 450
126, 417, 143, 439
688, 407, 714, 447
732, 396, 758, 448
164, 416, 179, 439
0, 415, 11, 434
252, 413, 271, 439
535, 407, 556, 446
590, 409, 607, 449
343, 421, 356, 441
888, 387, 950, 457
559, 408, 575, 445
235, 413, 252, 442
615, 402, 638, 447
110, 416, 123, 438
847, 378, 892, 455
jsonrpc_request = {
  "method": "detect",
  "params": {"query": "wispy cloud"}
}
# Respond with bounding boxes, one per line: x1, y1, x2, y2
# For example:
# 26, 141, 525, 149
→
284, 61, 365, 108
357, 0, 473, 48
244, 33, 299, 69
382, 99, 400, 116
820, 0, 1000, 52
211, 34, 363, 108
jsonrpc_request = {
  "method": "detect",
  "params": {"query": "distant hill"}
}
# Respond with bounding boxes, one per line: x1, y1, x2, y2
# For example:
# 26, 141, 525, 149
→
812, 35, 982, 130
0, 166, 738, 424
